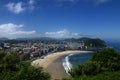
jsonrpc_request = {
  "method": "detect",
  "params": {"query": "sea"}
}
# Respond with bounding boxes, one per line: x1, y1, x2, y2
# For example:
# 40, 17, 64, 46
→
62, 41, 120, 73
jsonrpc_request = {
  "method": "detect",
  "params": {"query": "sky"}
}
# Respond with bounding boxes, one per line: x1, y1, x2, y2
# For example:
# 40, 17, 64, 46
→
0, 0, 120, 40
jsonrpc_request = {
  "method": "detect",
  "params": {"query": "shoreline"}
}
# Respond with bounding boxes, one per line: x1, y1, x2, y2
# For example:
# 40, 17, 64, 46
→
31, 50, 93, 80
45, 55, 69, 80
63, 54, 73, 75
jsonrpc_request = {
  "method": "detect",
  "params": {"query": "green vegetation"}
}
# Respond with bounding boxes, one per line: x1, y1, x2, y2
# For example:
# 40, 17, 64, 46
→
0, 51, 51, 80
1, 45, 119, 80
66, 48, 120, 80
91, 48, 120, 71
84, 38, 106, 47
63, 71, 120, 80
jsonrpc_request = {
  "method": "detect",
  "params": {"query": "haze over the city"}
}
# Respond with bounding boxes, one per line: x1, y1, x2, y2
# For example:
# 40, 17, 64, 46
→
0, 0, 120, 40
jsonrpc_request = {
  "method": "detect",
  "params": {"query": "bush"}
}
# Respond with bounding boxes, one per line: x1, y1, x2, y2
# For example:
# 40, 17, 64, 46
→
90, 48, 120, 71
0, 51, 51, 80
82, 62, 101, 75
69, 64, 84, 77
69, 62, 101, 77
72, 71, 120, 80
69, 48, 120, 78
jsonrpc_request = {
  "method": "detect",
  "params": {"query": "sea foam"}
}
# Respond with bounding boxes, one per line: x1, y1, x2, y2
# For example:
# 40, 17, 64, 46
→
62, 54, 73, 75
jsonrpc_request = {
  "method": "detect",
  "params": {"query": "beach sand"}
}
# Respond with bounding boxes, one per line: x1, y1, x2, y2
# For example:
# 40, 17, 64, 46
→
31, 50, 92, 80
45, 55, 69, 80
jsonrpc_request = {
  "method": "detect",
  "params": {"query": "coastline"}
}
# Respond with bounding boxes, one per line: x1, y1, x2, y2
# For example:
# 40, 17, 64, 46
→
45, 55, 69, 80
31, 50, 93, 80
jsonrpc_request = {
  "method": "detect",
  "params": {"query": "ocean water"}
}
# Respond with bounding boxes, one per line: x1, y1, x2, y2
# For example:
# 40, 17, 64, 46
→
62, 52, 93, 74
62, 41, 120, 73
69, 53, 93, 67
107, 41, 120, 53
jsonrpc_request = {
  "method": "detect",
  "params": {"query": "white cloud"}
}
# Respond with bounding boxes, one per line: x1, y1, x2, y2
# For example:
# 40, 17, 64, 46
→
6, 2, 25, 14
5, 0, 110, 13
5, 0, 36, 14
44, 29, 81, 38
29, 0, 35, 10
29, 0, 35, 4
0, 23, 36, 38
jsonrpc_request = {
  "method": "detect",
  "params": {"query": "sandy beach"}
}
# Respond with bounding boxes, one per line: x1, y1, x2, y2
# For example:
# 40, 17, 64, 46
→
31, 50, 92, 80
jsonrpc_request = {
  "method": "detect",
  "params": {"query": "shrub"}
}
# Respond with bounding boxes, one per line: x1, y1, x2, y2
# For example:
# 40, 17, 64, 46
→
69, 48, 120, 78
0, 51, 51, 80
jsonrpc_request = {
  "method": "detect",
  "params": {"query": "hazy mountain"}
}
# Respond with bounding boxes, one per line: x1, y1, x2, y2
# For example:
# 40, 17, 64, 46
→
0, 37, 9, 40
0, 37, 97, 42
15, 37, 56, 41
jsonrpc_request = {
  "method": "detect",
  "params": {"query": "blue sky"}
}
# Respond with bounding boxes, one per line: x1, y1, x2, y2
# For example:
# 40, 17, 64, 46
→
0, 0, 120, 40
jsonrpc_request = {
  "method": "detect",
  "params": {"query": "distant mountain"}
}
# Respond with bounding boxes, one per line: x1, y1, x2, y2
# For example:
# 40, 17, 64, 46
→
0, 37, 99, 42
62, 37, 91, 42
14, 37, 94, 41
84, 38, 107, 47
0, 37, 9, 40
78, 37, 91, 41
15, 37, 56, 41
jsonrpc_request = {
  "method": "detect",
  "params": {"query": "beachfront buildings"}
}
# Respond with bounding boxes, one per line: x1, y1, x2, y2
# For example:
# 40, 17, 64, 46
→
0, 38, 106, 61
0, 39, 86, 60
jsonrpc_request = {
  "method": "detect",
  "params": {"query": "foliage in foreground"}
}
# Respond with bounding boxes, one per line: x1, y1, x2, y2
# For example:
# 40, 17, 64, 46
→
67, 48, 120, 80
63, 71, 120, 80
0, 51, 51, 80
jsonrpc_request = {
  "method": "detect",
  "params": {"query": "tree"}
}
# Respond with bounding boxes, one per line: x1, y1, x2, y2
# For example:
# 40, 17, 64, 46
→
68, 48, 120, 78
90, 48, 120, 71
0, 51, 51, 80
